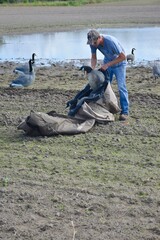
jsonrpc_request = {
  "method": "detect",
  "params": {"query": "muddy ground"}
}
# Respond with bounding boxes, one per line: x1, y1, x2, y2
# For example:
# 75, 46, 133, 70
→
0, 1, 160, 240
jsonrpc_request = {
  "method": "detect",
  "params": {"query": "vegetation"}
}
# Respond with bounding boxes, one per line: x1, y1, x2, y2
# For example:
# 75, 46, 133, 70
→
0, 0, 128, 6
0, 0, 99, 6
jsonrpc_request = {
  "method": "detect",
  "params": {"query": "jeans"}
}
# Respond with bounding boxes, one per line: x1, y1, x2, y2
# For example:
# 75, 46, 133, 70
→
105, 64, 129, 115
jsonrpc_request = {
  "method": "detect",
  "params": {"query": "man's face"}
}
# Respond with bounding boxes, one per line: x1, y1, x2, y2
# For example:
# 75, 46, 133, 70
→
91, 37, 100, 47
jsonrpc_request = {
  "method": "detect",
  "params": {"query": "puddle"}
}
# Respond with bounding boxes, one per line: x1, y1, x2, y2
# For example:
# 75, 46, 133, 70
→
0, 27, 160, 66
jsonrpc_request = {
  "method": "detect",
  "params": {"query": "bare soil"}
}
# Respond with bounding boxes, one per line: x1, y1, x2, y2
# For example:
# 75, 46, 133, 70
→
0, 2, 160, 240
0, 0, 160, 35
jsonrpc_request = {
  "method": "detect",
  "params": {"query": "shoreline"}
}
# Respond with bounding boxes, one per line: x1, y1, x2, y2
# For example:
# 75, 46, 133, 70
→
0, 3, 160, 65
0, 58, 157, 69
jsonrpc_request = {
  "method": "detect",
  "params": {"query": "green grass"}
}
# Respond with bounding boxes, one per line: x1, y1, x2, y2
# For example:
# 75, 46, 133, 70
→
1, 124, 159, 189
0, 0, 146, 7
0, 0, 103, 6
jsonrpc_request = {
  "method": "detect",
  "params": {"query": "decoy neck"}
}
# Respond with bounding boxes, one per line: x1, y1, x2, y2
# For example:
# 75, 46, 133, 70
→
29, 59, 33, 72
131, 48, 136, 54
98, 68, 106, 75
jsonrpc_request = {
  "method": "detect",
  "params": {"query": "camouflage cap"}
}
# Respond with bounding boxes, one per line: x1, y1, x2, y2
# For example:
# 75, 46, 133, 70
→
87, 30, 100, 45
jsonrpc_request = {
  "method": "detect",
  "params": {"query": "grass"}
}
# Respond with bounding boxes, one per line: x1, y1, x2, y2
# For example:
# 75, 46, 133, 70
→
1, 0, 158, 7
0, 0, 105, 7
0, 66, 160, 195
1, 120, 159, 188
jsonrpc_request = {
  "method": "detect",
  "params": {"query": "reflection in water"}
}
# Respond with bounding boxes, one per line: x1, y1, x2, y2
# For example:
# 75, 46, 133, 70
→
0, 27, 160, 64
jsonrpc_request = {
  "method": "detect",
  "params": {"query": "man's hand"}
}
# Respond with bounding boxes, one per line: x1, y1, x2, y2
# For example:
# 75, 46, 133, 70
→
100, 64, 109, 71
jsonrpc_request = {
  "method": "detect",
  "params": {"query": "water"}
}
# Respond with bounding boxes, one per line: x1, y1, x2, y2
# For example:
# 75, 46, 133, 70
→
0, 27, 160, 65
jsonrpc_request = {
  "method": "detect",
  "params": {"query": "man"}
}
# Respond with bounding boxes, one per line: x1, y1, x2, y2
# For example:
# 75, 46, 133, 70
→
87, 29, 129, 121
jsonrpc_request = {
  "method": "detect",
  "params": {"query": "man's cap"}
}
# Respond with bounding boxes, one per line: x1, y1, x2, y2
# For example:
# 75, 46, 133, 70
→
87, 30, 100, 45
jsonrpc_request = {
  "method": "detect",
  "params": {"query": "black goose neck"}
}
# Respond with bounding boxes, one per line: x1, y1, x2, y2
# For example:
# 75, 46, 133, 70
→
29, 60, 32, 72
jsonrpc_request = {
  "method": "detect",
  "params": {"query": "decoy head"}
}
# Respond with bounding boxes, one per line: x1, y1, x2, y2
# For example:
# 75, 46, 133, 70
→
79, 65, 93, 74
32, 53, 36, 63
132, 48, 136, 54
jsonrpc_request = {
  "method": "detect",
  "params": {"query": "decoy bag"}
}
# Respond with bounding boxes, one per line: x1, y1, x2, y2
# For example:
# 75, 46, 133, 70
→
17, 82, 120, 136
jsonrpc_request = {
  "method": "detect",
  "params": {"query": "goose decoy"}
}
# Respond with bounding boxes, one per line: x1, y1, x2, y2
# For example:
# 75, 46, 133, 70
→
66, 66, 107, 116
152, 62, 160, 79
127, 48, 136, 63
13, 53, 36, 75
79, 66, 105, 90
10, 59, 35, 88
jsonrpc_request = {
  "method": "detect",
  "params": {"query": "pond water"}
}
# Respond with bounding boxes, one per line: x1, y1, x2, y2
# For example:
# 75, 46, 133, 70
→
0, 27, 160, 65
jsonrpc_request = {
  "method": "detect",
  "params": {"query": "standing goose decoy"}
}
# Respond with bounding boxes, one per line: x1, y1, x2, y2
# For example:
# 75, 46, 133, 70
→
13, 53, 36, 75
79, 66, 105, 90
152, 61, 160, 79
10, 59, 35, 88
127, 48, 136, 63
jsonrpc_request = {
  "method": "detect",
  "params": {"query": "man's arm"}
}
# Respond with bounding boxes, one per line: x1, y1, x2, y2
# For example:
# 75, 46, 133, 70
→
91, 53, 97, 69
101, 52, 126, 70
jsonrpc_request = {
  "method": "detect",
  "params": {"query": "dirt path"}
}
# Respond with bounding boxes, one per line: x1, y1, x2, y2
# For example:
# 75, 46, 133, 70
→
0, 1, 160, 35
